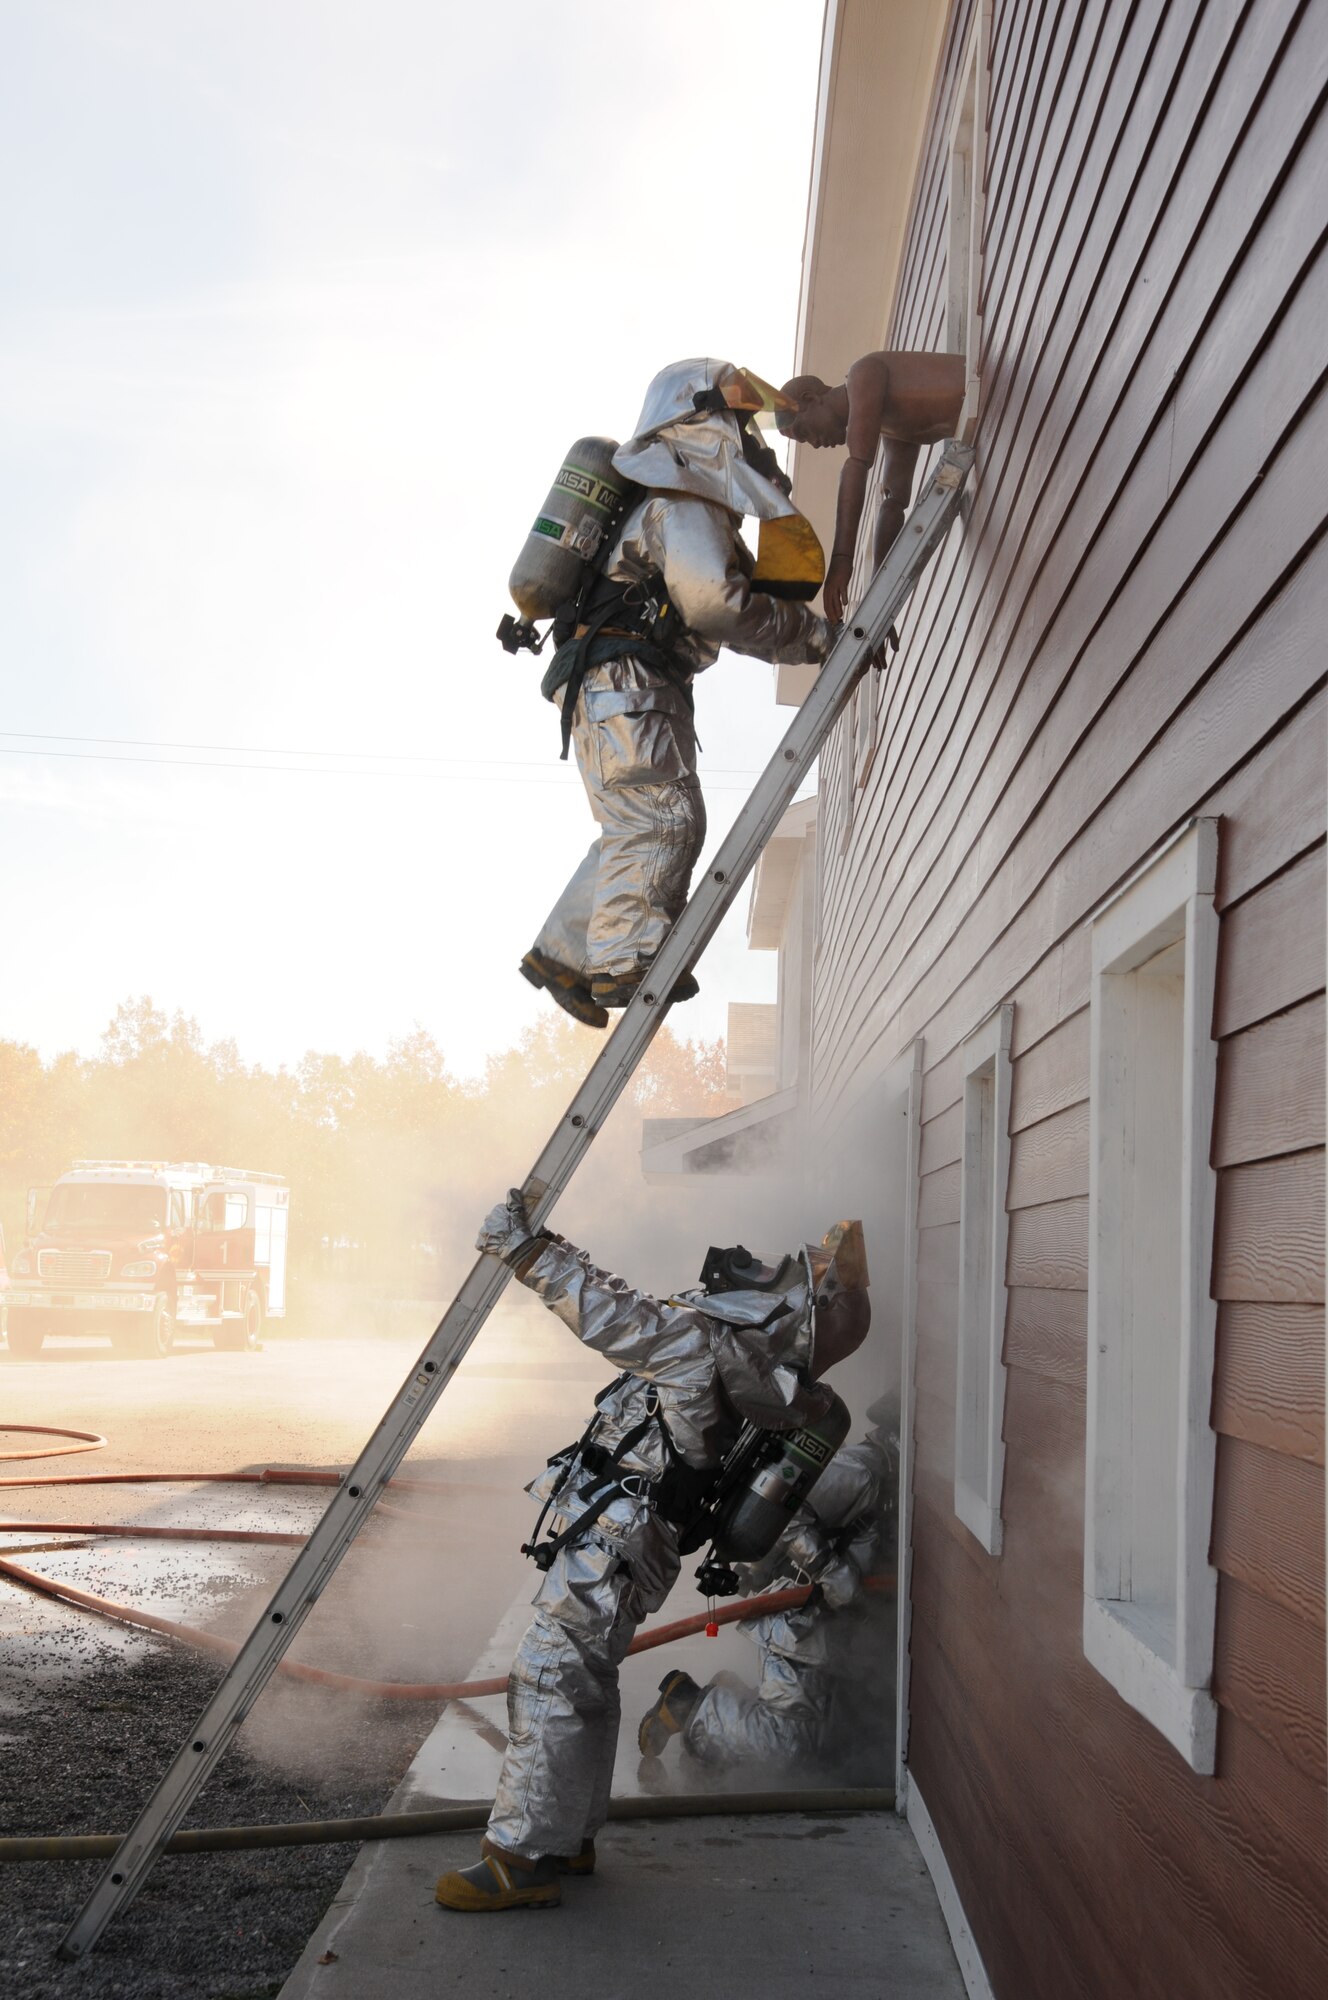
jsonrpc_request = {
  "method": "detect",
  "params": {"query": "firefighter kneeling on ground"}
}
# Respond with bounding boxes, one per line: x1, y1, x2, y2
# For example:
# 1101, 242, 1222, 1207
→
434, 1204, 870, 1913
637, 1396, 898, 1776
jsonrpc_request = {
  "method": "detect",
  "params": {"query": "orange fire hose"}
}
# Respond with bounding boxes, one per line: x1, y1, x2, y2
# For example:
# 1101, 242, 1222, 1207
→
0, 1544, 893, 1701
0, 1439, 893, 1696
1, 1519, 311, 1547
0, 1435, 899, 1864
0, 1466, 506, 1495
0, 1423, 108, 1464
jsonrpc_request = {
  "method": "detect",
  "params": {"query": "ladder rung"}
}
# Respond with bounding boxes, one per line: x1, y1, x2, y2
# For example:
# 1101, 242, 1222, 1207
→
58, 439, 973, 1963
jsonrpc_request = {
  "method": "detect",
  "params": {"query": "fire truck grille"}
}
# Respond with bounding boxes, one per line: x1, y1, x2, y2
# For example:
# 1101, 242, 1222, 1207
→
38, 1249, 113, 1283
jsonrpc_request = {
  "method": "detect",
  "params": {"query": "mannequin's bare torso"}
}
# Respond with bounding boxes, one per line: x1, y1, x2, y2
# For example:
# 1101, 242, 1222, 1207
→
852, 350, 966, 446
781, 352, 965, 619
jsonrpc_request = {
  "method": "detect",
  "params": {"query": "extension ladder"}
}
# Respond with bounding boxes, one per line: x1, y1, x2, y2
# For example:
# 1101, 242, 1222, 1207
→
59, 439, 973, 1960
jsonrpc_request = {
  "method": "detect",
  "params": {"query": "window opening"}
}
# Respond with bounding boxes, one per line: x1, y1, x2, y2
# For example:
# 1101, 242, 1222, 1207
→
1084, 819, 1220, 1772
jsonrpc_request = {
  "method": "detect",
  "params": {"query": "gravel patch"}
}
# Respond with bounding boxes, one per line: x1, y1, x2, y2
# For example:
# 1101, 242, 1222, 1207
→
0, 1637, 433, 2000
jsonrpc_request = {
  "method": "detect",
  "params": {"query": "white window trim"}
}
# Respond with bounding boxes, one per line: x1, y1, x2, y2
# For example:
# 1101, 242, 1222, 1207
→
946, 0, 991, 439
1084, 817, 1220, 1774
954, 1001, 1012, 1556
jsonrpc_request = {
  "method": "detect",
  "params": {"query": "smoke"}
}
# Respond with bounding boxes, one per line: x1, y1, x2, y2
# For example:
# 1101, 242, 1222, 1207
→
1, 1007, 908, 1802
186, 1070, 908, 1794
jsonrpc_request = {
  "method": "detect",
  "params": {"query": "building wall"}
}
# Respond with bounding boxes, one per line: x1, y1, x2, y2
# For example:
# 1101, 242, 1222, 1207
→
807, 1, 1327, 1993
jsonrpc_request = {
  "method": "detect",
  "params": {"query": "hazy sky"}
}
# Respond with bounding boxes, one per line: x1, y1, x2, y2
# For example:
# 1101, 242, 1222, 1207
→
1, 0, 824, 1077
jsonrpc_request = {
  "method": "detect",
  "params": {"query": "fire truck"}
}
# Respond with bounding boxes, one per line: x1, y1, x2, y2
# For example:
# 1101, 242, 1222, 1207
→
3, 1160, 289, 1360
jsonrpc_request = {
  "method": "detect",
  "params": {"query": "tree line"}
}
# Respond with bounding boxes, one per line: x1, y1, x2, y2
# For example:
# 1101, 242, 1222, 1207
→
0, 996, 734, 1308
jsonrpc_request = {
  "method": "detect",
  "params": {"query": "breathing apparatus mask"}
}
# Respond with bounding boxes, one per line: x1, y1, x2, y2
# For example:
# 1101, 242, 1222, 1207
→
698, 1241, 803, 1299
698, 1218, 871, 1380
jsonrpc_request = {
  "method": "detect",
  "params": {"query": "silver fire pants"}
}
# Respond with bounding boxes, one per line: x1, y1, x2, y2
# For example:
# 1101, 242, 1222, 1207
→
682, 1607, 835, 1769
534, 659, 706, 982
487, 1524, 682, 1861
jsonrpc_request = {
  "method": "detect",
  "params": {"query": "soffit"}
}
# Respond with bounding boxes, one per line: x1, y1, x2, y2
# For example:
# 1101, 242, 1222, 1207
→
747, 794, 818, 949
777, 0, 949, 707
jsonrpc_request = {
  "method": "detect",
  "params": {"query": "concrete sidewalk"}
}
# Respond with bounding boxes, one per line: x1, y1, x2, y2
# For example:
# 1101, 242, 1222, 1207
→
280, 1593, 968, 2000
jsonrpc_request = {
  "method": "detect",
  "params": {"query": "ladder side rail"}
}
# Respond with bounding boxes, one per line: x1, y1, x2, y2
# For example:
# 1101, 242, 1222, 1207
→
520, 447, 971, 1212
58, 441, 972, 1962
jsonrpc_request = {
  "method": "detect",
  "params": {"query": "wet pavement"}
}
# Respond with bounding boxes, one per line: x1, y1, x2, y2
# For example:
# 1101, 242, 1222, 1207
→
0, 1314, 965, 1999
0, 1307, 611, 1997
278, 1589, 966, 2000
1, 1306, 613, 1685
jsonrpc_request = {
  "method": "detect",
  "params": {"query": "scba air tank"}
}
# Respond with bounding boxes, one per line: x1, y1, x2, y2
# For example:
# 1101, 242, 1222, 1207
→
711, 1391, 852, 1564
508, 437, 641, 621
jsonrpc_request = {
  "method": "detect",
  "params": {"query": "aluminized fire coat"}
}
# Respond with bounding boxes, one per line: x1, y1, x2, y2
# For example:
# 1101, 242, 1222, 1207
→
533, 358, 831, 984
681, 1423, 896, 1771
485, 1231, 832, 1862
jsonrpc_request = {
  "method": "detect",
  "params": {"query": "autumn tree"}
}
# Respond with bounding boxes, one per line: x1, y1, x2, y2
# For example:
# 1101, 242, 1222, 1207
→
0, 997, 738, 1314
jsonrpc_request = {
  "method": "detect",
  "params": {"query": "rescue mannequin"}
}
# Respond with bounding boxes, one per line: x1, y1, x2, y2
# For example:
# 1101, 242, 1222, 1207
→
636, 1399, 898, 1775
778, 352, 965, 622
434, 1203, 870, 1913
521, 358, 831, 1031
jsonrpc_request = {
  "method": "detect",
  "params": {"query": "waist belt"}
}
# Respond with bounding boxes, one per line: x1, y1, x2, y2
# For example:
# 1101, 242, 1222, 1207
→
540, 574, 692, 760
520, 1380, 719, 1570
579, 1438, 714, 1524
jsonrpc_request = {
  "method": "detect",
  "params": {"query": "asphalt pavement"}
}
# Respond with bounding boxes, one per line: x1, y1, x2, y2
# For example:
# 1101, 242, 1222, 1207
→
2, 1311, 966, 1999
0, 1304, 612, 1997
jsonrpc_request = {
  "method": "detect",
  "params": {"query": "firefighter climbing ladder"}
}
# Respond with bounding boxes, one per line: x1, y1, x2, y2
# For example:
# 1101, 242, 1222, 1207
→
59, 438, 973, 1961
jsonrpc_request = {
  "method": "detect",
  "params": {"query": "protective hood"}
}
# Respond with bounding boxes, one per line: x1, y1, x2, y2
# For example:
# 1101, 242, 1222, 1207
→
612, 358, 800, 522
680, 1274, 816, 1384
683, 1219, 870, 1383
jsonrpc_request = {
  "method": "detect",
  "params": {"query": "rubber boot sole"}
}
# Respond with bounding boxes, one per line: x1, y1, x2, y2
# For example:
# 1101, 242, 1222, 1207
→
520, 951, 609, 1030
591, 971, 700, 1010
637, 1671, 701, 1758
435, 1854, 562, 1912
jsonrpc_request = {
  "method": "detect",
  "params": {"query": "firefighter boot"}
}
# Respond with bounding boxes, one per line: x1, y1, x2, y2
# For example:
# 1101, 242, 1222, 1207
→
520, 950, 609, 1030
637, 1670, 703, 1758
547, 1838, 596, 1876
590, 969, 700, 1010
435, 1839, 562, 1912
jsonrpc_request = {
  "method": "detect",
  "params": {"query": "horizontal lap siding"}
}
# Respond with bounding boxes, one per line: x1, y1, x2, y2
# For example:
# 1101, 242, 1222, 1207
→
809, 0, 1328, 1992
813, 0, 1328, 1116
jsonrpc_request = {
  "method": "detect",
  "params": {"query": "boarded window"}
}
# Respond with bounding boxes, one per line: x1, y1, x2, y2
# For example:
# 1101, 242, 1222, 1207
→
955, 1002, 1012, 1554
1084, 819, 1220, 1773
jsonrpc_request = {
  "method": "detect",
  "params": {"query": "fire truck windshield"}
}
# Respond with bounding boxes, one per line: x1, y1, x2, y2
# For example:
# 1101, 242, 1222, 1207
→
43, 1183, 169, 1232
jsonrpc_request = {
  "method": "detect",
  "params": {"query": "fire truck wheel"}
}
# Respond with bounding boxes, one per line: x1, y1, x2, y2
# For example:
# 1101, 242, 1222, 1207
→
117, 1297, 176, 1359
5, 1313, 47, 1360
214, 1289, 263, 1352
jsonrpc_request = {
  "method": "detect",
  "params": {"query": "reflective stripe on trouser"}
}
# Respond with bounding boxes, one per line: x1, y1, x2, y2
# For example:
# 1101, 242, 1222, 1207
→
681, 1619, 836, 1769
534, 659, 706, 982
487, 1527, 682, 1861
